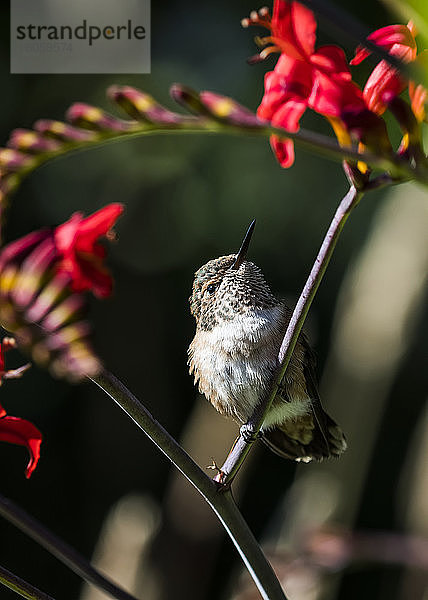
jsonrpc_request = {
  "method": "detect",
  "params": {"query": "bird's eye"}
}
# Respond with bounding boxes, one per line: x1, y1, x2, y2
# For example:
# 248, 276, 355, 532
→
206, 283, 217, 296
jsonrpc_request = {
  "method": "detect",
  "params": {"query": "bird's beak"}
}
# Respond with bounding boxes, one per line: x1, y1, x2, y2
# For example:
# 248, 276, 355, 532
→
230, 219, 256, 270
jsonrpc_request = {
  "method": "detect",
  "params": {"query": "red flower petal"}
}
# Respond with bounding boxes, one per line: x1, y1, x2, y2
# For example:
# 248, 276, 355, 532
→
75, 203, 124, 251
257, 52, 309, 168
311, 46, 352, 80
258, 54, 313, 120
0, 411, 42, 478
361, 41, 416, 114
363, 60, 405, 114
265, 99, 307, 167
270, 135, 296, 168
351, 23, 418, 115
309, 71, 365, 117
272, 0, 317, 59
351, 24, 417, 65
270, 97, 307, 131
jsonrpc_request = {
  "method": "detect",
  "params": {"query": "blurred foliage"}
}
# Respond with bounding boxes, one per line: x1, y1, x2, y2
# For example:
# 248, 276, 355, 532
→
0, 1, 427, 600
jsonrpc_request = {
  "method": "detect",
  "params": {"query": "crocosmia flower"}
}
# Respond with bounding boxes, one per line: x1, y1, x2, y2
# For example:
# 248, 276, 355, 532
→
0, 338, 41, 478
243, 0, 367, 167
0, 204, 123, 381
54, 203, 124, 298
350, 22, 419, 115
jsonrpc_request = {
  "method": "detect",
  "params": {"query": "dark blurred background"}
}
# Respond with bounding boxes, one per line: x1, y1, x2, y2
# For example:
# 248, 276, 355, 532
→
0, 1, 427, 600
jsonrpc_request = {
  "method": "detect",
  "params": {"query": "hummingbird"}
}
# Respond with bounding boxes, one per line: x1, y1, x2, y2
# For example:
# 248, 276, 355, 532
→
188, 221, 346, 462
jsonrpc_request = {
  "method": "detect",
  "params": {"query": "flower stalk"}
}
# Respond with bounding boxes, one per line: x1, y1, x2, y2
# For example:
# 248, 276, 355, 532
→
0, 81, 424, 243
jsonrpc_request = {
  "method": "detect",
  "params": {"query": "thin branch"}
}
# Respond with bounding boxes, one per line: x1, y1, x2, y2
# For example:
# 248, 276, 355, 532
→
90, 370, 287, 600
217, 185, 363, 484
1, 116, 398, 185
1, 83, 421, 229
0, 494, 140, 600
215, 490, 286, 600
0, 564, 55, 600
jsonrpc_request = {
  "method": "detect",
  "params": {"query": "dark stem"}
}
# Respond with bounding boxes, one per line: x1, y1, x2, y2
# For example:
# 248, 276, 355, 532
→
0, 564, 55, 600
90, 371, 288, 600
0, 494, 139, 600
217, 185, 363, 484
215, 490, 286, 600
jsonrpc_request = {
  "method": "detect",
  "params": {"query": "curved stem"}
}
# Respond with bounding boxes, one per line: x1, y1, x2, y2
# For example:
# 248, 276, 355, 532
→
25, 121, 410, 178
0, 494, 139, 600
2, 103, 421, 221
218, 185, 364, 484
0, 564, 55, 600
90, 370, 288, 600
90, 370, 219, 500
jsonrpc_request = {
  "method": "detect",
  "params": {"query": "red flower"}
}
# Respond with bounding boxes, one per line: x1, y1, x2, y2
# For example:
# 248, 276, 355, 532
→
350, 23, 418, 114
54, 203, 124, 298
0, 338, 41, 478
0, 407, 42, 478
244, 0, 366, 167
0, 205, 124, 380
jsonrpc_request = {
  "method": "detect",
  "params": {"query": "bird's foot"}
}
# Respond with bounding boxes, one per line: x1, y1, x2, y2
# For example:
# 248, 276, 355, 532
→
207, 458, 221, 471
239, 423, 262, 444
207, 458, 227, 485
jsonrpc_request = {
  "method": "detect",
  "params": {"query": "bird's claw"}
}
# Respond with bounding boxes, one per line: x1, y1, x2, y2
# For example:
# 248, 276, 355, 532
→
207, 459, 227, 484
239, 423, 261, 444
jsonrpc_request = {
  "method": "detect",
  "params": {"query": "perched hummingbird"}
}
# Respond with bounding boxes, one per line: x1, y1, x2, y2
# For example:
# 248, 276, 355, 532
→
188, 221, 346, 462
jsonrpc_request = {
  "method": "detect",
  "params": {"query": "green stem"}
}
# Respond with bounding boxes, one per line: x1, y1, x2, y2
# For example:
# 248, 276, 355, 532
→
218, 185, 364, 484
0, 494, 139, 600
0, 564, 55, 600
90, 370, 288, 600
